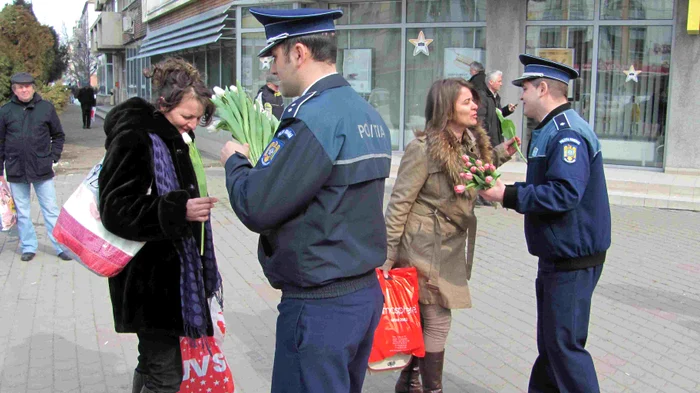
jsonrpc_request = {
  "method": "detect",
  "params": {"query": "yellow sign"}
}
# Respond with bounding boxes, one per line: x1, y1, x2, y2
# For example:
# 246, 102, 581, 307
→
689, 0, 700, 34
535, 48, 575, 67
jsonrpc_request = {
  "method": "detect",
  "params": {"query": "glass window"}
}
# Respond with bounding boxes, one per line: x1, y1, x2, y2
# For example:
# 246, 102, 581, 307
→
241, 4, 294, 29
140, 58, 149, 98
144, 58, 151, 100
106, 64, 114, 94
527, 0, 594, 21
525, 25, 594, 120
600, 0, 673, 20
97, 55, 105, 94
336, 29, 401, 149
241, 32, 270, 98
208, 46, 221, 88
594, 25, 672, 168
404, 27, 485, 147
331, 1, 401, 25
193, 50, 206, 80
408, 0, 486, 23
221, 43, 236, 88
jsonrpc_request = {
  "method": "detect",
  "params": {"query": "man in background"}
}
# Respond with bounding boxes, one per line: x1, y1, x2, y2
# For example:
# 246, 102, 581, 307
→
77, 85, 96, 129
0, 72, 72, 262
255, 74, 284, 119
469, 61, 485, 87
476, 70, 517, 147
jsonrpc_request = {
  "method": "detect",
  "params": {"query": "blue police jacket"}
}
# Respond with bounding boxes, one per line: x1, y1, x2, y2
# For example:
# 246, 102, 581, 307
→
503, 104, 611, 270
225, 74, 392, 297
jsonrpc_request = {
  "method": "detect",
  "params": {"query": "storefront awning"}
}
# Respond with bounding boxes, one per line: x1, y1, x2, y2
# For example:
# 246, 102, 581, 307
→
133, 2, 235, 59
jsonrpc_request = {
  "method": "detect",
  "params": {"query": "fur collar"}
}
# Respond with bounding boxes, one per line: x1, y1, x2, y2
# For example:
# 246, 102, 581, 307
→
422, 125, 493, 188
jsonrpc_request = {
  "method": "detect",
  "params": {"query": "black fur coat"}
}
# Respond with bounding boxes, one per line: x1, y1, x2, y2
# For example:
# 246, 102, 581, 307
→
98, 97, 212, 336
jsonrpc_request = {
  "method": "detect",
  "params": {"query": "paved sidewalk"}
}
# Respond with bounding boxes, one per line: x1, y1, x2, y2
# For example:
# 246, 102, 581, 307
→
1, 107, 699, 392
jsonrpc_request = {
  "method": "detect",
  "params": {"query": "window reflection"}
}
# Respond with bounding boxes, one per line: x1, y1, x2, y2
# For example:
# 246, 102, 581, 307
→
331, 1, 401, 25
527, 0, 594, 21
525, 26, 594, 120
600, 0, 673, 20
241, 32, 270, 99
404, 28, 486, 148
408, 0, 486, 23
595, 25, 671, 167
336, 29, 402, 149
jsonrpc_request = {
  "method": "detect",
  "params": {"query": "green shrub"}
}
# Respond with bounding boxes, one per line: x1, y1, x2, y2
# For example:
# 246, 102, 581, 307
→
37, 82, 70, 113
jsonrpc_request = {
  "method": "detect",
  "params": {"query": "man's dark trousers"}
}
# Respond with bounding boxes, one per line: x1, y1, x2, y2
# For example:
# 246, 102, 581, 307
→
81, 105, 92, 128
528, 263, 603, 393
271, 279, 383, 393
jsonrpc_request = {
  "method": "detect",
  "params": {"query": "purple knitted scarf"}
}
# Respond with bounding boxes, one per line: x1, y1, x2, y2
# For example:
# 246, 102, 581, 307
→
149, 133, 222, 339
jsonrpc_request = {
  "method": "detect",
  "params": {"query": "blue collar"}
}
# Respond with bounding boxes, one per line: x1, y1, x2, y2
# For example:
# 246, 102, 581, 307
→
305, 73, 350, 95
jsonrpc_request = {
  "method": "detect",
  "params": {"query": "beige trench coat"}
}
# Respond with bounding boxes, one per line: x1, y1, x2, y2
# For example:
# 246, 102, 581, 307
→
384, 133, 508, 309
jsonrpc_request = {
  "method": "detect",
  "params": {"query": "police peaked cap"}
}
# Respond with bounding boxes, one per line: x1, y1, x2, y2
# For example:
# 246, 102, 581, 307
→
249, 8, 343, 57
512, 54, 579, 87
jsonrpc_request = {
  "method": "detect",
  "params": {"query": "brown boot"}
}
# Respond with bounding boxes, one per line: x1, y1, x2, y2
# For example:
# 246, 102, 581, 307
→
420, 351, 445, 393
395, 356, 423, 393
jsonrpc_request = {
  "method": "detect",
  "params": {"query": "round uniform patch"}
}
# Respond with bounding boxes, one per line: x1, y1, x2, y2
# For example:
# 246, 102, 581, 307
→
261, 139, 284, 167
563, 144, 577, 163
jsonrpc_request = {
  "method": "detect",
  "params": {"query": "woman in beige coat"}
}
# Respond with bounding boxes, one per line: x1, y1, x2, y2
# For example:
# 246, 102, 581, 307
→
384, 78, 520, 393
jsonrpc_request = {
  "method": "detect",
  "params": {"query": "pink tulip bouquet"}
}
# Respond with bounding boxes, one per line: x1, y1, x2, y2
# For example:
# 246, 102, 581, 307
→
454, 155, 501, 194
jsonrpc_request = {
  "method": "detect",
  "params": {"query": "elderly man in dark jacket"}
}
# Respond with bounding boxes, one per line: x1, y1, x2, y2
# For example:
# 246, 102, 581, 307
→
476, 70, 517, 147
0, 72, 71, 262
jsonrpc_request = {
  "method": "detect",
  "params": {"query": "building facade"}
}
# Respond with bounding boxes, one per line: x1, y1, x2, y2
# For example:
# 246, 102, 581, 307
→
96, 0, 699, 174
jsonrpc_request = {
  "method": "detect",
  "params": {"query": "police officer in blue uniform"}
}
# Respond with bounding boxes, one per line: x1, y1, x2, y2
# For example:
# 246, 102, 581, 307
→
219, 8, 391, 393
479, 55, 611, 393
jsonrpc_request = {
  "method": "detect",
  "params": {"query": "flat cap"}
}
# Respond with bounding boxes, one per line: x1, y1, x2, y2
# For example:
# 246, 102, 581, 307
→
249, 8, 343, 57
512, 54, 579, 87
10, 72, 35, 84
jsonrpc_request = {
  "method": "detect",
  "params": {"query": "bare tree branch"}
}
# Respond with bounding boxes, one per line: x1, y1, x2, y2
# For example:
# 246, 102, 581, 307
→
64, 20, 97, 86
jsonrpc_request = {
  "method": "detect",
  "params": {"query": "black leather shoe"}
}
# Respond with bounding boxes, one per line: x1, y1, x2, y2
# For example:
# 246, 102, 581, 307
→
21, 252, 36, 262
58, 252, 73, 261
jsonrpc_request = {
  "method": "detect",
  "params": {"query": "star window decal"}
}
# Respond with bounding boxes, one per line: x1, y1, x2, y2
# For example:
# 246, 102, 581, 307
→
409, 31, 433, 57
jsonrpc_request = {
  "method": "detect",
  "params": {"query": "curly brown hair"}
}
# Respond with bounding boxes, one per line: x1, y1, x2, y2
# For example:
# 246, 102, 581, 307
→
144, 57, 216, 126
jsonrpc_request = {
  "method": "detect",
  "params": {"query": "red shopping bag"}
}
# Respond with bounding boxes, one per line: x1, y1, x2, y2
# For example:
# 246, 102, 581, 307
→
178, 299, 234, 393
368, 267, 425, 368
178, 337, 234, 393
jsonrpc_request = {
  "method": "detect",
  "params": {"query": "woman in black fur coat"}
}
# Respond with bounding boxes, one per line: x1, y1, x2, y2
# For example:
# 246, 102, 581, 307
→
98, 58, 219, 393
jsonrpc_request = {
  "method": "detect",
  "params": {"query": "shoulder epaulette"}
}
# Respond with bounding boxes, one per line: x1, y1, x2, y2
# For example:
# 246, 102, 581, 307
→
553, 112, 571, 131
281, 91, 317, 120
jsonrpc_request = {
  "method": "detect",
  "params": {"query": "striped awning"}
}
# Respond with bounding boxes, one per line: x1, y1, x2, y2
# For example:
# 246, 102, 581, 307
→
133, 2, 235, 59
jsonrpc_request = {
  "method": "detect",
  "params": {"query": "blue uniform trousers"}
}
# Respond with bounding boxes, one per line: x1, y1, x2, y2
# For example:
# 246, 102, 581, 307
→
271, 279, 383, 393
528, 263, 603, 393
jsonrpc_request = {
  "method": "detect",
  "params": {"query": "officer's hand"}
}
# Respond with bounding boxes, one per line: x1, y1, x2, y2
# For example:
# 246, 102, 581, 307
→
503, 137, 521, 157
379, 259, 396, 279
478, 179, 506, 203
507, 103, 518, 112
186, 197, 219, 222
220, 141, 250, 165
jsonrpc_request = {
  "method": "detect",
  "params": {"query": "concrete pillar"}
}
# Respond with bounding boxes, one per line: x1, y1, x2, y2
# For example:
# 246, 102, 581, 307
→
485, 0, 527, 155
665, 0, 700, 174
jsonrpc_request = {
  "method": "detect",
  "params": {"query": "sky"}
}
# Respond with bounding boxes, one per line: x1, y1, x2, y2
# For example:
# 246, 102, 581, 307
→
0, 0, 87, 37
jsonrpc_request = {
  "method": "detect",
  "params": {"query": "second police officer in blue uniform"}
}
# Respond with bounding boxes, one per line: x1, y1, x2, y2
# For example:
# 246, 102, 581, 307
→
219, 8, 392, 393
479, 55, 611, 393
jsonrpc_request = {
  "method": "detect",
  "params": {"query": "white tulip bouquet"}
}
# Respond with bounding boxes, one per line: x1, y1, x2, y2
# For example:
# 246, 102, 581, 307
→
209, 81, 280, 165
